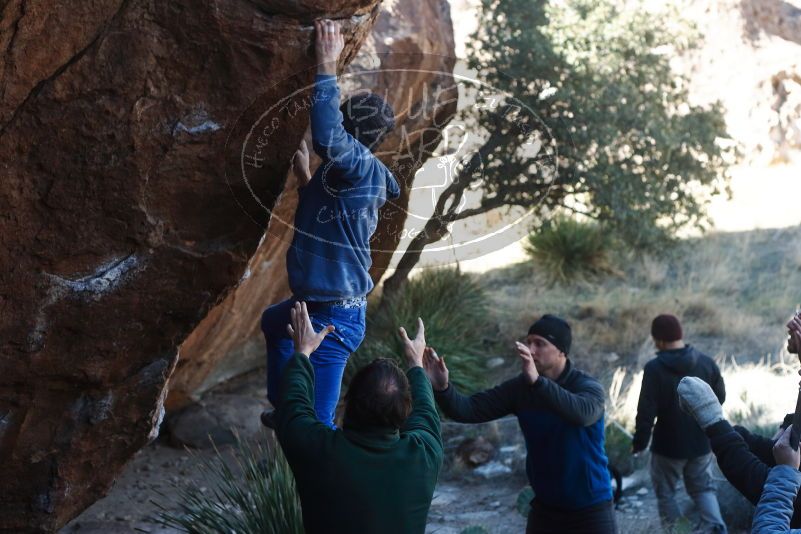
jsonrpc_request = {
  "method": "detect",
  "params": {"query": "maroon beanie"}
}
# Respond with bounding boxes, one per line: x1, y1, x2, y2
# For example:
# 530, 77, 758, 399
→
651, 314, 683, 342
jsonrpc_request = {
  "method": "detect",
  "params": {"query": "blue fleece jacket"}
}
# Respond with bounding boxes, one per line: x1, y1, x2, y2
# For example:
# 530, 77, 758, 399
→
435, 360, 612, 510
287, 74, 400, 301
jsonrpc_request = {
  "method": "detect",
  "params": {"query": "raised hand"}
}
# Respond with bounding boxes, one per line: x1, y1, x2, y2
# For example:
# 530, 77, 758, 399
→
315, 19, 345, 75
423, 347, 449, 391
398, 317, 426, 368
292, 139, 311, 187
516, 341, 540, 384
773, 425, 801, 469
677, 376, 724, 430
286, 301, 335, 357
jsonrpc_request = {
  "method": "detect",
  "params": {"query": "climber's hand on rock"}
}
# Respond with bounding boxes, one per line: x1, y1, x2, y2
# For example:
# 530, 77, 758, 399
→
315, 19, 344, 75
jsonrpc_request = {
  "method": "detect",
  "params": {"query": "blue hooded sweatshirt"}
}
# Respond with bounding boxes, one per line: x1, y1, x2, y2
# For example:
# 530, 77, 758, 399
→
287, 74, 400, 301
435, 359, 612, 510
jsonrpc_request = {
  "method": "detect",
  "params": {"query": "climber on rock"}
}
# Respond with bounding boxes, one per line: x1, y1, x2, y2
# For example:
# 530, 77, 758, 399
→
260, 19, 400, 429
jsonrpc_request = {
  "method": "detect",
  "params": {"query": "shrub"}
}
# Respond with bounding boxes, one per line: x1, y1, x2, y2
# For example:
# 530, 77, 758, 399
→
349, 268, 493, 393
517, 486, 535, 517
525, 217, 617, 282
154, 439, 303, 534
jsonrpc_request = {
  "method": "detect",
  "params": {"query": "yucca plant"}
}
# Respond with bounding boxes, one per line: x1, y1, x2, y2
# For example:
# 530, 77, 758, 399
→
154, 439, 303, 534
348, 268, 493, 393
525, 217, 617, 283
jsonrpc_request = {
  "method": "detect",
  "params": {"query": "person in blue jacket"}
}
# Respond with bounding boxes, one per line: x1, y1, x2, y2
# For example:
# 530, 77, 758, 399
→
423, 314, 616, 533
261, 19, 400, 429
751, 425, 801, 534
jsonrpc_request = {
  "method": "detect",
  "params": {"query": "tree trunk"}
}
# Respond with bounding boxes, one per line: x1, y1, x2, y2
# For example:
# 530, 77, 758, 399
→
380, 132, 507, 298
381, 218, 450, 297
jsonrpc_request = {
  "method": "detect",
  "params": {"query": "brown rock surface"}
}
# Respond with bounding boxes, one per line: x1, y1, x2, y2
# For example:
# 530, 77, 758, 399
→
167, 0, 458, 409
0, 1, 381, 531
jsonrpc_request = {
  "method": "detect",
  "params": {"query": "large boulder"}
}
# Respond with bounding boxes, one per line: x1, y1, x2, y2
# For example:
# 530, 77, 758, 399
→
0, 1, 382, 531
166, 0, 458, 409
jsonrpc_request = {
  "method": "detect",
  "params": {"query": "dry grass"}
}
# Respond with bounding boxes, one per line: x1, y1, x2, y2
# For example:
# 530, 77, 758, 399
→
481, 225, 801, 380
479, 224, 801, 433
606, 354, 799, 436
719, 355, 799, 431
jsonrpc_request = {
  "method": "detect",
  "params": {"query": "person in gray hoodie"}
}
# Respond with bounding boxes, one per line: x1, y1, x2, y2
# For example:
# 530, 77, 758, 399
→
633, 314, 727, 533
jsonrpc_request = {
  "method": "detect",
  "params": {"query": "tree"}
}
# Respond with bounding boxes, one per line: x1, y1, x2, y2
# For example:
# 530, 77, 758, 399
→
382, 0, 735, 296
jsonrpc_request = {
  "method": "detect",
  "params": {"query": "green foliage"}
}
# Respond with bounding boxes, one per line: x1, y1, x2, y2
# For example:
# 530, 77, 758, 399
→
604, 421, 637, 476
525, 217, 616, 281
154, 440, 302, 534
516, 486, 535, 517
667, 517, 694, 534
461, 527, 491, 534
349, 268, 491, 393
383, 0, 735, 293
462, 0, 735, 247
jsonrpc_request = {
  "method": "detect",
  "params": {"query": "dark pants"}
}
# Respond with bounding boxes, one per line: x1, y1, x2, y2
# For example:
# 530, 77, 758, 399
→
526, 499, 617, 533
650, 452, 727, 532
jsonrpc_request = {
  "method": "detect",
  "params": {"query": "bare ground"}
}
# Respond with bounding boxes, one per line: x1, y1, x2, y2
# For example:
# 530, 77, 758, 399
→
62, 368, 750, 534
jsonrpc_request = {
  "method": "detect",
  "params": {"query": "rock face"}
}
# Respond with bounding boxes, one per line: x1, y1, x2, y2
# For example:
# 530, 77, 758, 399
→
166, 0, 458, 409
675, 0, 801, 164
0, 1, 382, 531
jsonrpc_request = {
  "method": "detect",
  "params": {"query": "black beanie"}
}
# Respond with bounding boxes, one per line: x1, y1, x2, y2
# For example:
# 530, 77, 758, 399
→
340, 92, 395, 150
528, 314, 572, 355
651, 314, 683, 342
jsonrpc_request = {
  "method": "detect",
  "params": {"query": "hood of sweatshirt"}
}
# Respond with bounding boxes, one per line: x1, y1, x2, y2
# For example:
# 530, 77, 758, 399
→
656, 345, 699, 374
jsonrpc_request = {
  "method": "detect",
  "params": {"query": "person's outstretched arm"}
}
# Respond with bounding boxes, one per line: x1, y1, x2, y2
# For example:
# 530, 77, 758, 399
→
402, 366, 443, 449
398, 320, 444, 449
275, 353, 329, 456
632, 365, 658, 452
424, 348, 517, 423
736, 424, 778, 466
528, 372, 605, 427
514, 341, 604, 427
707, 419, 771, 505
679, 375, 771, 505
310, 19, 374, 183
435, 378, 519, 423
275, 302, 336, 458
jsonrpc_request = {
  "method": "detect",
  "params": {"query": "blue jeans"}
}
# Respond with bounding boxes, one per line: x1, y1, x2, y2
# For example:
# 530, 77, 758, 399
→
262, 298, 366, 428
